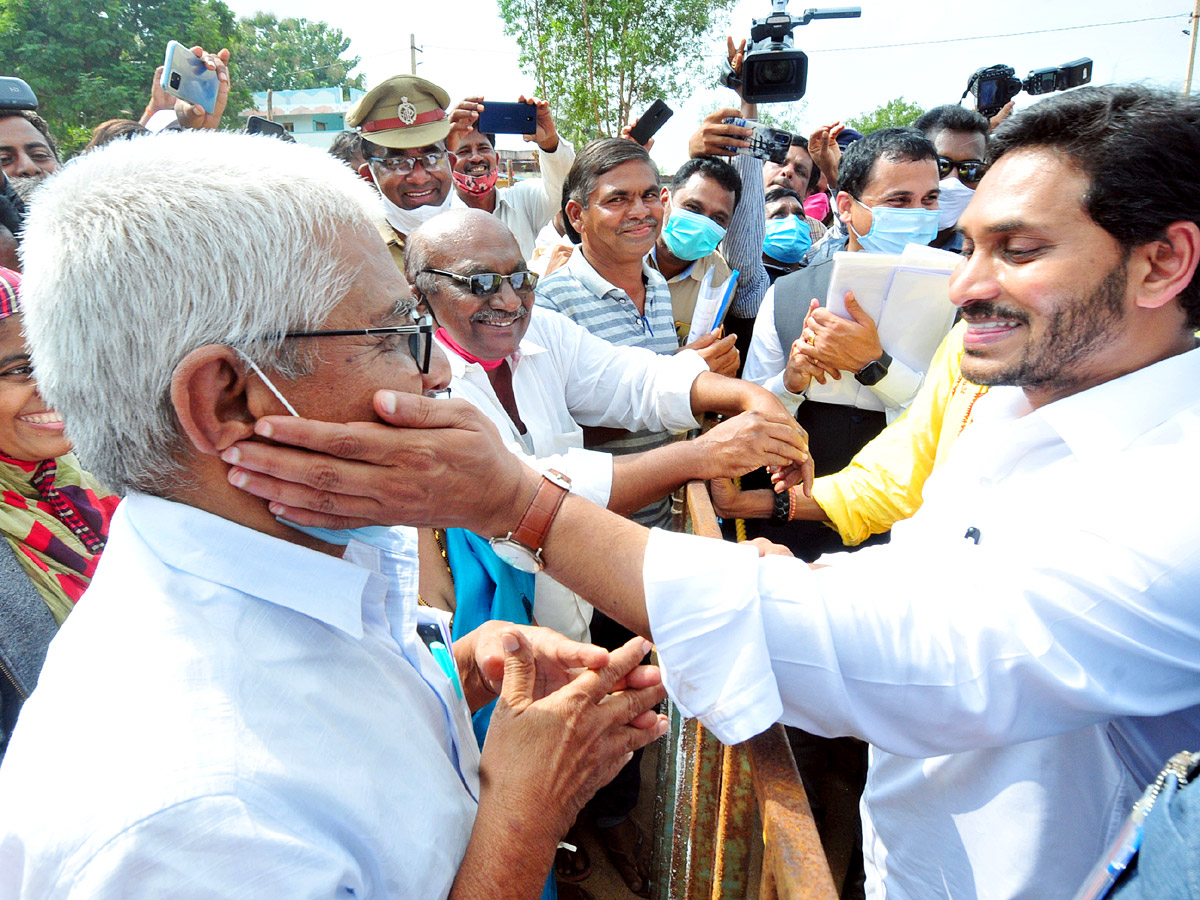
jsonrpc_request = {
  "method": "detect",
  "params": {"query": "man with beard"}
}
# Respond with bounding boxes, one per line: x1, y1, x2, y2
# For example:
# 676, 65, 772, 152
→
448, 96, 574, 259
220, 84, 1200, 900
0, 111, 57, 209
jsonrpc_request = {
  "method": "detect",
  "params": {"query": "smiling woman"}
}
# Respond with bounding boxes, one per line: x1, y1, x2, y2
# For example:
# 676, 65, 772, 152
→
0, 268, 120, 759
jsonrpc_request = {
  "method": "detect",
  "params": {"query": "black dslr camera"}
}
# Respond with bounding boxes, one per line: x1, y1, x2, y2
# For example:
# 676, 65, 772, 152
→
723, 2, 861, 104
966, 59, 1093, 118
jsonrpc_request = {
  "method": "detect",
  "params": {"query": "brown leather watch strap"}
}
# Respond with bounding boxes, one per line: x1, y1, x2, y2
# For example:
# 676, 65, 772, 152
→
509, 470, 570, 556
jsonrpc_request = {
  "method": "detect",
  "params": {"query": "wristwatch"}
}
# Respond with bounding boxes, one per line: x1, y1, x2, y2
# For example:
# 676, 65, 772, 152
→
854, 350, 893, 386
771, 486, 793, 523
489, 469, 572, 573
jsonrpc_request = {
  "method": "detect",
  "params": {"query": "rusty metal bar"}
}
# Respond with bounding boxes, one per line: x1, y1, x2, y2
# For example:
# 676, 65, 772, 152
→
684, 722, 723, 896
649, 480, 836, 900
748, 725, 839, 900
709, 742, 756, 898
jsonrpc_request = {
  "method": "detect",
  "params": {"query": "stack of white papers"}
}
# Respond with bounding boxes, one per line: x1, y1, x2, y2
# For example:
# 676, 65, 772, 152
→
685, 267, 739, 343
825, 245, 961, 375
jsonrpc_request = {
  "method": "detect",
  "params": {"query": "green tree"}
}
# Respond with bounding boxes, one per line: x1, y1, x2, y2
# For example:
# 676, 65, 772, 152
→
751, 101, 808, 135
231, 13, 363, 95
497, 0, 739, 147
845, 96, 925, 135
0, 0, 239, 155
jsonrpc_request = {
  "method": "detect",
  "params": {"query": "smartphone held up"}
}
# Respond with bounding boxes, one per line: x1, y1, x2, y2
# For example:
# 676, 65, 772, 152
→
160, 41, 219, 115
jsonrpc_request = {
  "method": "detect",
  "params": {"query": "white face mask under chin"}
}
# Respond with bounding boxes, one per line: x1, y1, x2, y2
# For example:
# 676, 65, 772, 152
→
936, 176, 975, 231
378, 180, 454, 235
237, 351, 394, 548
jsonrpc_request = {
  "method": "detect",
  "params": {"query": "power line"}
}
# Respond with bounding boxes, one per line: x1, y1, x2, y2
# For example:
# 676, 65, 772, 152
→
808, 14, 1186, 53
251, 13, 1185, 83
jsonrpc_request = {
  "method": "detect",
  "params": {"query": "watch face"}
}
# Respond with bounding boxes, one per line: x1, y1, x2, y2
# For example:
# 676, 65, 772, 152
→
856, 360, 886, 386
490, 537, 544, 573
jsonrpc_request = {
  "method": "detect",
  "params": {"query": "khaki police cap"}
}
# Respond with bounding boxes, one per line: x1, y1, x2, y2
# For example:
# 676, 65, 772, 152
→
346, 75, 452, 149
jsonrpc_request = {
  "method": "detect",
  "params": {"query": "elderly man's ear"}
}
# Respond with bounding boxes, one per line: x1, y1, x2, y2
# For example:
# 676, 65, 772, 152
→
409, 283, 435, 320
171, 345, 282, 455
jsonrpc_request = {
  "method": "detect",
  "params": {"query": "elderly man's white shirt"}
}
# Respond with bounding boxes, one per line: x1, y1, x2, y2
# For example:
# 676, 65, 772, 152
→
0, 493, 481, 899
644, 345, 1200, 899
438, 306, 705, 640
439, 307, 704, 503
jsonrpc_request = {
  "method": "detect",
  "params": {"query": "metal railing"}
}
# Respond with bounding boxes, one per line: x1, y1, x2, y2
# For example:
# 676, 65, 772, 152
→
652, 481, 838, 900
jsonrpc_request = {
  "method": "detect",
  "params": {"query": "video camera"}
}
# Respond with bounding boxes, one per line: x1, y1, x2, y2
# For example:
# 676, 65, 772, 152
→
722, 2, 861, 104
965, 59, 1093, 118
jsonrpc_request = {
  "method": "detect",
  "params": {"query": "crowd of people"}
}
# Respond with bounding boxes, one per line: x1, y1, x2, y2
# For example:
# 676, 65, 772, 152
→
0, 35, 1196, 900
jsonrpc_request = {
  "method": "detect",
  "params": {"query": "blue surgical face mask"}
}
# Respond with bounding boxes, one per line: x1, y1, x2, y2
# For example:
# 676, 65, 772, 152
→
762, 215, 813, 264
238, 352, 394, 549
661, 205, 727, 261
848, 199, 940, 255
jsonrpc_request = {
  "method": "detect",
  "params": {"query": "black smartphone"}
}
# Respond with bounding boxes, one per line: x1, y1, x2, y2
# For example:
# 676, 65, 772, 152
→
476, 101, 537, 135
0, 77, 38, 111
245, 115, 294, 142
628, 99, 673, 145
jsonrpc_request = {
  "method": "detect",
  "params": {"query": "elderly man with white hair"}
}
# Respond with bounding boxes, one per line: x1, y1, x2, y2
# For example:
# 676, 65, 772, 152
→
0, 131, 667, 899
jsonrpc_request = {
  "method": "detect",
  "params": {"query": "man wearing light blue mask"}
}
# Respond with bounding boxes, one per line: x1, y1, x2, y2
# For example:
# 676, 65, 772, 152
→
745, 125, 944, 553
742, 125, 945, 895
648, 156, 742, 374
1, 129, 672, 900
761, 187, 816, 279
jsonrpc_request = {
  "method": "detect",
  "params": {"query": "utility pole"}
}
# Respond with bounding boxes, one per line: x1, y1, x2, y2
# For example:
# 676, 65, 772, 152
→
1186, 0, 1200, 93
410, 34, 421, 75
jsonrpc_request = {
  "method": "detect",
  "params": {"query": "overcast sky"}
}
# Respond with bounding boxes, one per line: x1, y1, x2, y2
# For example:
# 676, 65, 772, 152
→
221, 0, 1194, 168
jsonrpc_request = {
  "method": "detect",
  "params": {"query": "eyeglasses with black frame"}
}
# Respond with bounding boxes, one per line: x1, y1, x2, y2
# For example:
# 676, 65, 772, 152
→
421, 268, 539, 297
937, 156, 988, 185
279, 313, 436, 374
366, 149, 448, 175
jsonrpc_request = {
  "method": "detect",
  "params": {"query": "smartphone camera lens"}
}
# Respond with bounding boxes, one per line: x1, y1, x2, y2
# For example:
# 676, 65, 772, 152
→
169, 73, 181, 89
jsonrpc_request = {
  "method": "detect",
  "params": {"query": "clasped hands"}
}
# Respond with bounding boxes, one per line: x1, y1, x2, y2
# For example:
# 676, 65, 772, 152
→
784, 291, 883, 394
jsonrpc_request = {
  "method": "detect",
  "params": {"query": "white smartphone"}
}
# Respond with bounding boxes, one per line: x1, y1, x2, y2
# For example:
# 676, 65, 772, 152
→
160, 41, 218, 115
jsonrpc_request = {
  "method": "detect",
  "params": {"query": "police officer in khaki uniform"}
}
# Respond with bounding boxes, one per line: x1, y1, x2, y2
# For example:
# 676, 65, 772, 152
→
346, 75, 454, 273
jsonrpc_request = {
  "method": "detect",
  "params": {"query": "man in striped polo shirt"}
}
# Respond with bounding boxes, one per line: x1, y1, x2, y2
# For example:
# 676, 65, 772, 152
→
536, 138, 685, 532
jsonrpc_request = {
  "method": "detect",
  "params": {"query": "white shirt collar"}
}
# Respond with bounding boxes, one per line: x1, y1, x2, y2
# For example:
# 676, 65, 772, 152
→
435, 331, 548, 380
124, 492, 376, 639
974, 345, 1200, 465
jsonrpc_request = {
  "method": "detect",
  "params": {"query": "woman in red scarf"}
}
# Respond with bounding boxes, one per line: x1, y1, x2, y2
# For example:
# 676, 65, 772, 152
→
0, 267, 119, 758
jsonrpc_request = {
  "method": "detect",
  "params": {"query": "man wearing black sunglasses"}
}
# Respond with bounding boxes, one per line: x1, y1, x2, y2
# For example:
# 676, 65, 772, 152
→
407, 210, 812, 636
914, 105, 991, 251
408, 208, 812, 894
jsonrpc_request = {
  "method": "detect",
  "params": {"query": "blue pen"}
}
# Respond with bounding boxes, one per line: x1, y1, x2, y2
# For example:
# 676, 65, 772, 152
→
428, 641, 464, 700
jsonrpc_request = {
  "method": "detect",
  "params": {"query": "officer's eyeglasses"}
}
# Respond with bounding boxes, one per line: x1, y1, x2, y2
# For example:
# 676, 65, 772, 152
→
367, 149, 448, 175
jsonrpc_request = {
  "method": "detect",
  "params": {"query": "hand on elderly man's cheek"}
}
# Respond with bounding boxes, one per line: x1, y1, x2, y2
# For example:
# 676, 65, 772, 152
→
222, 391, 536, 536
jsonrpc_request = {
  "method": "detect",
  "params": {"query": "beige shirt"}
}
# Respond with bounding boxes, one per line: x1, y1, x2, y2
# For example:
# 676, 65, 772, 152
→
648, 249, 735, 346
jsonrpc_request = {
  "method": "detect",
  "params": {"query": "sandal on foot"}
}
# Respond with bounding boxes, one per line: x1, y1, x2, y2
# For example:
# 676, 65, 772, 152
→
596, 817, 652, 898
554, 825, 591, 884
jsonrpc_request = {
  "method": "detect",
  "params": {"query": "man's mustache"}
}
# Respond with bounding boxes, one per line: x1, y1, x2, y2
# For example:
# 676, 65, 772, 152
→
471, 304, 529, 324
